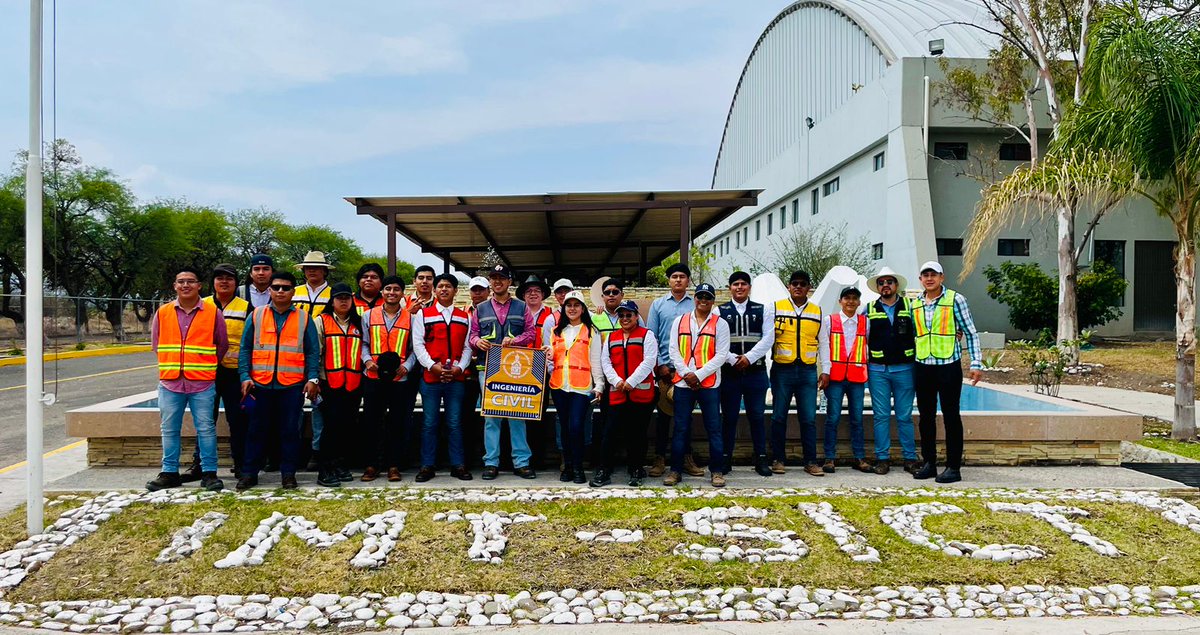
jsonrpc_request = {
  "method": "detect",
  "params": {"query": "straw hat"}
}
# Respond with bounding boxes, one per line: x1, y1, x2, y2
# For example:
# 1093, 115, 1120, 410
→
295, 250, 335, 269
866, 266, 907, 293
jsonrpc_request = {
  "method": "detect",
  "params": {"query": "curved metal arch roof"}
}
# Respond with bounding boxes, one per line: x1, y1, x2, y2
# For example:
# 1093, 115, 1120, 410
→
712, 0, 998, 186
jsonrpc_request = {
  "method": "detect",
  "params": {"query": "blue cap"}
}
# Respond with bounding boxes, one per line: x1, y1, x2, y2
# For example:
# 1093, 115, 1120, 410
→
250, 254, 274, 268
616, 300, 639, 314
694, 283, 716, 299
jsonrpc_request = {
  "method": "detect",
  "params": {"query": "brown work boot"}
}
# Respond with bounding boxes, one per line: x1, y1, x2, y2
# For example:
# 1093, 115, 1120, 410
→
663, 471, 682, 486
771, 460, 787, 474
647, 455, 667, 477
710, 472, 726, 488
856, 459, 873, 473
822, 459, 836, 474
360, 466, 379, 482
804, 464, 825, 477
873, 460, 891, 475
682, 454, 705, 477
387, 467, 402, 482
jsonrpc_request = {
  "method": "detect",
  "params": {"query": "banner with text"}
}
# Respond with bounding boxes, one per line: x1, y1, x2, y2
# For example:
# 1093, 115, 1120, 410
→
481, 345, 547, 420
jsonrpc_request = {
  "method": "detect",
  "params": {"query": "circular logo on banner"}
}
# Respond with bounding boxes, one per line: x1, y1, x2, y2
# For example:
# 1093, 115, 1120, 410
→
503, 350, 529, 379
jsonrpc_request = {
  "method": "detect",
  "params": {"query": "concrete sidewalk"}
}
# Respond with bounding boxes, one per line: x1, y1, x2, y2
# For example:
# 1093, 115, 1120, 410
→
1008, 383, 1199, 423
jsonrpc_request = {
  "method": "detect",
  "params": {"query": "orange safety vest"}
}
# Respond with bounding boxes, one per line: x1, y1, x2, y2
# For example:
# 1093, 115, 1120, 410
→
320, 313, 364, 391
249, 306, 310, 387
674, 313, 719, 388
156, 302, 219, 382
420, 304, 470, 382
353, 294, 382, 316
828, 313, 868, 384
364, 306, 412, 379
531, 306, 553, 349
607, 326, 655, 404
550, 324, 596, 391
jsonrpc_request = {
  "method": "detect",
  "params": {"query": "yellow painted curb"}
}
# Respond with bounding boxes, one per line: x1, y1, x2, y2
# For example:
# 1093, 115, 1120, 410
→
0, 344, 152, 368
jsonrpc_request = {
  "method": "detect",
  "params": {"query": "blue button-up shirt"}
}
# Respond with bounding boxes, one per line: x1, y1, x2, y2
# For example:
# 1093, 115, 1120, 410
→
646, 292, 694, 366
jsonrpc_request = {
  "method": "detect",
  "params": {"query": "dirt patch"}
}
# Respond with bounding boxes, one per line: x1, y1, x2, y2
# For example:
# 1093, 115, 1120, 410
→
975, 340, 1187, 395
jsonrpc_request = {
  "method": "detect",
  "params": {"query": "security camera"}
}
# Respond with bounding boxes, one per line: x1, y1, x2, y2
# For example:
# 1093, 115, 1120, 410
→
929, 39, 945, 56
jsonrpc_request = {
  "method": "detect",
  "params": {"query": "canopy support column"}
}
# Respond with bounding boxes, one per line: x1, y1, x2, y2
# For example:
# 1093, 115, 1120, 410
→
679, 203, 691, 268
387, 214, 397, 276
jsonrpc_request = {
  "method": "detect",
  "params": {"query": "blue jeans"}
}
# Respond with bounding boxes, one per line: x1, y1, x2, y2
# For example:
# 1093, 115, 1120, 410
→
243, 385, 304, 476
868, 363, 917, 461
552, 389, 592, 469
671, 386, 724, 474
770, 362, 818, 465
823, 380, 866, 460
419, 379, 466, 467
720, 367, 768, 464
481, 374, 532, 468
158, 385, 218, 473
309, 405, 325, 452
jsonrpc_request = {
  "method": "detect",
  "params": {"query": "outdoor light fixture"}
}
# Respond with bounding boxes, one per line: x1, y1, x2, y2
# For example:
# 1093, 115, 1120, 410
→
929, 38, 945, 56
805, 117, 814, 129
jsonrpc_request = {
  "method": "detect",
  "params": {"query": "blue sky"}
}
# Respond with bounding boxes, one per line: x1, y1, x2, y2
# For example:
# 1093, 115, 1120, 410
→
0, 1, 782, 267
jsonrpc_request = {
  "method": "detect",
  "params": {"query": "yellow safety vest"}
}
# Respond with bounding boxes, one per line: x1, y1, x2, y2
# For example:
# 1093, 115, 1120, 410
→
204, 295, 249, 369
772, 299, 821, 364
293, 284, 332, 318
914, 290, 958, 361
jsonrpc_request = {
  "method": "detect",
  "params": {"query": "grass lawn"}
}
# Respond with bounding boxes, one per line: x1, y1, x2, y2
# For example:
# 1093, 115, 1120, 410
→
1138, 438, 1200, 460
4, 491, 1200, 603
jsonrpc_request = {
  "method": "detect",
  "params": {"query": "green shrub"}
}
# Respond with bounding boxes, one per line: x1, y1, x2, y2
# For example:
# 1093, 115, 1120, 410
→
983, 260, 1127, 333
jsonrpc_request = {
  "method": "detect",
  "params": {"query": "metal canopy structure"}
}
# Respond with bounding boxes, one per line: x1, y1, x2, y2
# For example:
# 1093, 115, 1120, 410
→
347, 189, 759, 283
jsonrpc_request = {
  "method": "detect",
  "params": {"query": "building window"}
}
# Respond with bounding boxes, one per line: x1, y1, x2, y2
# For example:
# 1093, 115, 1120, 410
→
873, 152, 885, 171
999, 143, 1032, 161
767, 213, 773, 236
810, 189, 819, 215
780, 206, 786, 229
743, 227, 748, 245
997, 238, 1031, 257
1094, 239, 1126, 305
872, 243, 884, 260
725, 237, 730, 255
792, 199, 799, 224
937, 238, 964, 256
822, 177, 840, 196
933, 142, 968, 160
755, 220, 761, 241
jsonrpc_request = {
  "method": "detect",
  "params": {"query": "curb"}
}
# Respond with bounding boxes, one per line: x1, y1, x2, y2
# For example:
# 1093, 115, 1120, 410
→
0, 344, 151, 368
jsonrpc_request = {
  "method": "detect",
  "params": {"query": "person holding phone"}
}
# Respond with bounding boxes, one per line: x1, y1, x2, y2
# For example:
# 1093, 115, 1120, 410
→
545, 291, 605, 484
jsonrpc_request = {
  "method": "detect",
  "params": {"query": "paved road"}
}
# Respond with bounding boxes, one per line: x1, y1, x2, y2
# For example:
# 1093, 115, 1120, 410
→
0, 352, 158, 468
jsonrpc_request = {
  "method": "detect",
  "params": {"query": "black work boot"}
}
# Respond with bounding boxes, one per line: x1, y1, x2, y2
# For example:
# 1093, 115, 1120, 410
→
753, 455, 773, 477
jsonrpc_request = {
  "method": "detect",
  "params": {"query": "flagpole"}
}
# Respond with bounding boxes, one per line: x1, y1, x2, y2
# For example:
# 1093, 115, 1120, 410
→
26, 0, 45, 537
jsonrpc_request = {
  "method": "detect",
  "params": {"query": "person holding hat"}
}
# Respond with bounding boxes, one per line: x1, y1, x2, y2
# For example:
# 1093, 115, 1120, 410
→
717, 271, 775, 477
179, 264, 250, 482
239, 254, 275, 309
360, 274, 418, 483
293, 250, 334, 318
407, 265, 437, 314
411, 273, 473, 482
912, 261, 983, 484
546, 290, 605, 484
146, 266, 229, 492
313, 283, 363, 486
354, 263, 385, 315
818, 287, 871, 474
236, 271, 320, 490
596, 299, 657, 487
770, 270, 824, 477
645, 263, 704, 478
665, 282, 730, 488
469, 264, 538, 480
864, 266, 920, 475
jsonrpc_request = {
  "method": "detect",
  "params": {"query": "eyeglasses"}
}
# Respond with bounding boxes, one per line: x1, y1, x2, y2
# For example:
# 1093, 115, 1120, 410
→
270, 285, 294, 292
602, 289, 621, 296
174, 279, 199, 286
617, 313, 636, 319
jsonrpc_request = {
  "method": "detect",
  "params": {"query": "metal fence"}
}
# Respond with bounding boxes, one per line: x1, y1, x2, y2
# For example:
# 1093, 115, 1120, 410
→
0, 293, 163, 345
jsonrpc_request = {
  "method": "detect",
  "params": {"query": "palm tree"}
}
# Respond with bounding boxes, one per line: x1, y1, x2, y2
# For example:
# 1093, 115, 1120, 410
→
1063, 1, 1200, 439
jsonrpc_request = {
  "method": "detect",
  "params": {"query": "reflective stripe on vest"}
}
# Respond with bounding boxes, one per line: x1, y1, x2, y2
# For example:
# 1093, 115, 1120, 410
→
364, 306, 412, 379
914, 290, 958, 361
205, 295, 248, 369
421, 305, 470, 383
550, 325, 595, 392
828, 314, 868, 383
772, 299, 821, 364
866, 297, 916, 361
249, 306, 309, 386
607, 327, 654, 404
592, 311, 618, 342
320, 313, 363, 391
293, 284, 331, 318
673, 313, 718, 388
156, 302, 219, 382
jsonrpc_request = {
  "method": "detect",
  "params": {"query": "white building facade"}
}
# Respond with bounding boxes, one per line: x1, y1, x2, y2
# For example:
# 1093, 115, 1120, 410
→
697, 0, 1177, 337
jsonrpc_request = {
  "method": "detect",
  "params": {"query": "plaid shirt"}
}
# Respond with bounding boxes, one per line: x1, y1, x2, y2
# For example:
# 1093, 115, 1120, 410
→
917, 287, 982, 370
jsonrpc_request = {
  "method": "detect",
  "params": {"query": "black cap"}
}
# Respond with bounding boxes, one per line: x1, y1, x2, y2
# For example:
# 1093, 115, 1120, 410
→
211, 263, 238, 281
250, 254, 274, 268
330, 282, 354, 298
839, 286, 862, 299
694, 283, 716, 299
488, 264, 513, 279
728, 271, 751, 286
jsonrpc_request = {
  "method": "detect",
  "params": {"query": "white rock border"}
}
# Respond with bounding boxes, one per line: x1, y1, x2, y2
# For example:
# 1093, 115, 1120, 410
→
575, 529, 643, 544
797, 502, 880, 563
880, 502, 1046, 562
674, 506, 809, 563
436, 510, 545, 564
155, 512, 228, 564
987, 502, 1122, 558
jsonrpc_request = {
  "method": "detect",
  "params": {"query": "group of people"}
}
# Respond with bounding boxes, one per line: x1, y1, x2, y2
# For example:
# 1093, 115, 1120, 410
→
148, 249, 982, 492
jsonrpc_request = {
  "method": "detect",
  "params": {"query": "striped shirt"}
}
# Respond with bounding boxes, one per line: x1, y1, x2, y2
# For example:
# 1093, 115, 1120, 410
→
917, 286, 982, 370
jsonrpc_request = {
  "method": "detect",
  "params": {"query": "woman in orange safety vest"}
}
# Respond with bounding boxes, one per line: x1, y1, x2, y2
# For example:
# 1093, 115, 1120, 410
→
546, 291, 606, 484
315, 283, 363, 487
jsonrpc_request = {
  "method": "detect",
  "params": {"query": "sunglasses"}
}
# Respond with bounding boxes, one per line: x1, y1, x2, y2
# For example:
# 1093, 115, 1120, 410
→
878, 279, 897, 286
602, 289, 621, 296
617, 312, 637, 319
270, 285, 294, 292
788, 280, 810, 286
